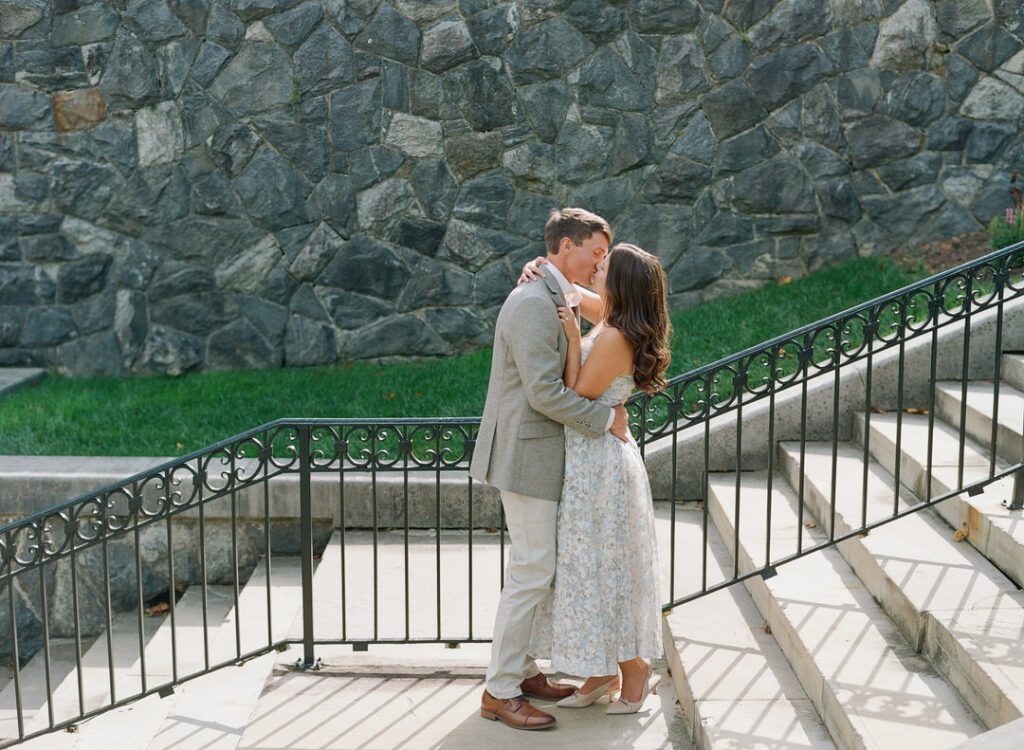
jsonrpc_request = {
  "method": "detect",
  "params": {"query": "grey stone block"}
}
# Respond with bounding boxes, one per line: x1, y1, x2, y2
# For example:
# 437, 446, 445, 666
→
318, 234, 410, 298
444, 58, 517, 131
466, 3, 519, 56
233, 147, 310, 230
0, 84, 52, 130
354, 3, 421, 65
264, 2, 323, 48
701, 79, 767, 140
51, 4, 120, 45
505, 17, 593, 84
209, 42, 294, 115
629, 0, 701, 34
421, 15, 476, 73
101, 32, 162, 108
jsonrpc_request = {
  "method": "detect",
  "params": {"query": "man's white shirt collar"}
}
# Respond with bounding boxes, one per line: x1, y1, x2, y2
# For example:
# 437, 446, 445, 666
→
544, 262, 582, 308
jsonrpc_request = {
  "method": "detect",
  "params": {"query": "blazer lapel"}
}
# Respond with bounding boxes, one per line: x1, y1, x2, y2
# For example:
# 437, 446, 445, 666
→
540, 268, 568, 368
541, 271, 567, 307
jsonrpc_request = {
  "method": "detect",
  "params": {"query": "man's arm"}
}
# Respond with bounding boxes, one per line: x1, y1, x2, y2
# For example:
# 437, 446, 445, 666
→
505, 294, 611, 438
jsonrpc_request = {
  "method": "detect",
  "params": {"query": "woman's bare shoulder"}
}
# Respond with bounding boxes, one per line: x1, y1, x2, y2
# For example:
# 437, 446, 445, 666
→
590, 325, 634, 366
594, 324, 631, 348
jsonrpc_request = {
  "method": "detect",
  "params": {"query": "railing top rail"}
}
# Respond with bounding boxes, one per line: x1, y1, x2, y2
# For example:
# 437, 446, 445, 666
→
645, 239, 1024, 396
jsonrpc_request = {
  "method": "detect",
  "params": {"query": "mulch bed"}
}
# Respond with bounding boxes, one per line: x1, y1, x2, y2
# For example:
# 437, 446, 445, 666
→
890, 231, 995, 275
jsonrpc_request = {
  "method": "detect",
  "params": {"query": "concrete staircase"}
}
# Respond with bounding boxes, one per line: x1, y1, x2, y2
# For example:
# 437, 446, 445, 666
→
663, 353, 1024, 749
4, 556, 302, 750
3, 357, 1023, 748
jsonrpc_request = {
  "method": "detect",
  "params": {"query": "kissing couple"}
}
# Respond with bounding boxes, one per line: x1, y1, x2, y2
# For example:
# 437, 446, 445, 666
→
469, 207, 672, 730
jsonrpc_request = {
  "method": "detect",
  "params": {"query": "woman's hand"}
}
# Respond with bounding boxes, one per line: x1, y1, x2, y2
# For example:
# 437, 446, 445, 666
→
556, 306, 581, 344
517, 256, 548, 285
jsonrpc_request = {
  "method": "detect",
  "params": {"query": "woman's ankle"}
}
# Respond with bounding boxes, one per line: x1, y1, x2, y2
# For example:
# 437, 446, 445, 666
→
617, 659, 649, 701
580, 674, 618, 693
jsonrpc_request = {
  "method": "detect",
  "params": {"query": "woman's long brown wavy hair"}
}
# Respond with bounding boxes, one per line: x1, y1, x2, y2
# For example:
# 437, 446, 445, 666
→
603, 243, 672, 393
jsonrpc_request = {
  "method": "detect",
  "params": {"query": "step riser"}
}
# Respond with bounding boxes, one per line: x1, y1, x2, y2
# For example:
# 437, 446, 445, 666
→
780, 449, 1022, 729
662, 618, 710, 750
1003, 355, 1024, 393
935, 388, 1023, 466
854, 415, 1024, 590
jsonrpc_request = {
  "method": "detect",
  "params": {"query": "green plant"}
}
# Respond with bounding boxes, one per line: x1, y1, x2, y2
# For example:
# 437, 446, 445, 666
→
289, 76, 301, 113
986, 173, 1024, 249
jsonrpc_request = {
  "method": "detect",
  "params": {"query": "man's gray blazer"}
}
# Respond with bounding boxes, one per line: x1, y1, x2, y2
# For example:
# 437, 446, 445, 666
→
469, 272, 612, 501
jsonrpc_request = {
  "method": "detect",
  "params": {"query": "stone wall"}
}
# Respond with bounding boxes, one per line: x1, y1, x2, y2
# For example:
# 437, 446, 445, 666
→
1, 0, 1023, 376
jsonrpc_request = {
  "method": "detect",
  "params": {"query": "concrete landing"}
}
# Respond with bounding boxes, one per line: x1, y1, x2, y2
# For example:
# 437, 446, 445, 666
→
241, 652, 689, 750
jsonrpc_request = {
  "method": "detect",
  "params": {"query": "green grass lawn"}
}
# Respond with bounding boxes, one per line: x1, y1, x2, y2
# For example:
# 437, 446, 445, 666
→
0, 256, 920, 457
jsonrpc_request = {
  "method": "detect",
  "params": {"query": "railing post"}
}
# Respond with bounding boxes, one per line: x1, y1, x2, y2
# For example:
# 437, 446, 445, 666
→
298, 424, 318, 668
1006, 465, 1024, 511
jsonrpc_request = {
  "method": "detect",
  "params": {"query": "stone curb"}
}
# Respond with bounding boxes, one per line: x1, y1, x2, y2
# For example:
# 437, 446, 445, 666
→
0, 368, 46, 399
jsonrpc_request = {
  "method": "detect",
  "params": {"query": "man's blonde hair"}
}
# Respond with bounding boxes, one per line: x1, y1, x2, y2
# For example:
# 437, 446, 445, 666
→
544, 207, 612, 255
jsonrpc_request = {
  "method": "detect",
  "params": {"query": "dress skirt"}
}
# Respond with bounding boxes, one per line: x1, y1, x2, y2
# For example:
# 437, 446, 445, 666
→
530, 425, 662, 677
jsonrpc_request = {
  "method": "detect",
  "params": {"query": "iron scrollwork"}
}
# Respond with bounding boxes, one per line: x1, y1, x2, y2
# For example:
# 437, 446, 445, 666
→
628, 241, 1024, 448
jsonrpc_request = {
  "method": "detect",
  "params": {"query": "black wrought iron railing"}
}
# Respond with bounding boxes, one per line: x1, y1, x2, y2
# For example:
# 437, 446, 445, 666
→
1, 240, 1023, 746
629, 239, 1024, 606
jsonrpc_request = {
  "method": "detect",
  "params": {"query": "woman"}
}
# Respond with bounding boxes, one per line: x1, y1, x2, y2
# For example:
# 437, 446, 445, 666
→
522, 243, 671, 714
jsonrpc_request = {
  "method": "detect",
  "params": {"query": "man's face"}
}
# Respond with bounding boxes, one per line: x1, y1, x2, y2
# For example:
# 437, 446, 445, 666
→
564, 232, 609, 286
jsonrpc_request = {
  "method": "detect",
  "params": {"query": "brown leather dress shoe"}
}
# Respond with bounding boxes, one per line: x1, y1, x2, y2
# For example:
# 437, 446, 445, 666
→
480, 690, 556, 730
520, 672, 576, 701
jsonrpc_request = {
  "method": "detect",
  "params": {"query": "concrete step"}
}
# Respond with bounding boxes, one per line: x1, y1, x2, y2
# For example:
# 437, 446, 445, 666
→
781, 441, 1024, 728
952, 716, 1024, 750
1002, 353, 1024, 393
22, 608, 166, 735
0, 639, 81, 741
43, 586, 238, 750
663, 506, 835, 750
854, 412, 1024, 589
146, 556, 305, 750
707, 472, 983, 750
935, 381, 1024, 466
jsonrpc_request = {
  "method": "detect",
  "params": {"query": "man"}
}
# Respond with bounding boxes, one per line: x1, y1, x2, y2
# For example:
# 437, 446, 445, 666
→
470, 208, 630, 730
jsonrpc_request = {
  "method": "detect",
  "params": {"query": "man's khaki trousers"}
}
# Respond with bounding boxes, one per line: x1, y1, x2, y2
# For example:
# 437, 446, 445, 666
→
485, 490, 558, 699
